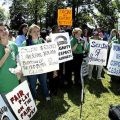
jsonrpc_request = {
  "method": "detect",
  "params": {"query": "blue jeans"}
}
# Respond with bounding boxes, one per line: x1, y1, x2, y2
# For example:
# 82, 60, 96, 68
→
27, 73, 49, 99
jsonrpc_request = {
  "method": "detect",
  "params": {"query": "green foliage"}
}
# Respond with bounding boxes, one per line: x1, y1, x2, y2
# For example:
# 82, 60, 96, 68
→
6, 0, 120, 29
0, 7, 6, 21
94, 0, 119, 29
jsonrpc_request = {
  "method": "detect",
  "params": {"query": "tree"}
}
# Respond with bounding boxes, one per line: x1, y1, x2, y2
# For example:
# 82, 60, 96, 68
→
94, 0, 119, 29
5, 0, 120, 30
0, 7, 7, 21
9, 0, 29, 29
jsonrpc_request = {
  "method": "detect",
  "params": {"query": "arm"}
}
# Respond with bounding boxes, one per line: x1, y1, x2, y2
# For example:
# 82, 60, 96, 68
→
71, 37, 78, 52
0, 48, 10, 68
72, 43, 78, 52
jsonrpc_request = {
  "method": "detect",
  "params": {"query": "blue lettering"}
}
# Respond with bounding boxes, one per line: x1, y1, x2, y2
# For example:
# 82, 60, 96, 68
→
113, 45, 120, 51
116, 54, 120, 59
91, 41, 96, 47
108, 67, 120, 75
110, 60, 120, 67
91, 41, 108, 49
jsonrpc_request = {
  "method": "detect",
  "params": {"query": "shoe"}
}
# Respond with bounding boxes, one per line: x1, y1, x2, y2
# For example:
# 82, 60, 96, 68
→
46, 97, 51, 101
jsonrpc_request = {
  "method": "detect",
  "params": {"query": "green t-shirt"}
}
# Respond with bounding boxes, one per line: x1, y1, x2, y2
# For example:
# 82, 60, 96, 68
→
0, 41, 19, 94
71, 36, 84, 54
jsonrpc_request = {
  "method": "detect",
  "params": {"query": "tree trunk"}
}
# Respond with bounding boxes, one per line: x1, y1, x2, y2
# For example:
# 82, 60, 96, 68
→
34, 0, 38, 24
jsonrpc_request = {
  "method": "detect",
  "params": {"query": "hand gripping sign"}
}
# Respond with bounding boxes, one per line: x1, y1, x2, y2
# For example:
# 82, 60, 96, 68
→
6, 81, 37, 120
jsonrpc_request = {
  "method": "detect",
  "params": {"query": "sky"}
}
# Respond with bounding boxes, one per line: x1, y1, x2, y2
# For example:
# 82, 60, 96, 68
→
0, 0, 11, 13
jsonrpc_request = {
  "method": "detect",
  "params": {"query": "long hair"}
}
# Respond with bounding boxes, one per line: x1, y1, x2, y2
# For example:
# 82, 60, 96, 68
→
26, 24, 40, 46
18, 23, 28, 35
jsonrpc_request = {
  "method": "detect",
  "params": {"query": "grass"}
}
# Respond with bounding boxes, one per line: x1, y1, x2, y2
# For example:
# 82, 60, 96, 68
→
32, 70, 120, 120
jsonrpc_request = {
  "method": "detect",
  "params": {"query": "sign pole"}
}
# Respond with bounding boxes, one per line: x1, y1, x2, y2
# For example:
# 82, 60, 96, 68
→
80, 66, 85, 118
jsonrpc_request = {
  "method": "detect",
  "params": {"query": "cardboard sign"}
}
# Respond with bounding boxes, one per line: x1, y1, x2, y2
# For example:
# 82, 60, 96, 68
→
50, 32, 73, 63
107, 43, 120, 76
19, 42, 59, 76
6, 81, 37, 120
57, 8, 72, 26
88, 39, 108, 66
0, 95, 16, 120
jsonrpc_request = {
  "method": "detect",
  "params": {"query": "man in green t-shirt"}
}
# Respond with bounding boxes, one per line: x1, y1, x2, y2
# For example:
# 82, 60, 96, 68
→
0, 23, 20, 94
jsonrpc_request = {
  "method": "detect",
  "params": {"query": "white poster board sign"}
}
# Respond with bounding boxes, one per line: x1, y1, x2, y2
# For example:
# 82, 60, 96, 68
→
107, 43, 120, 76
51, 32, 73, 63
6, 81, 37, 120
118, 18, 120, 31
88, 39, 108, 66
19, 42, 59, 76
0, 95, 16, 120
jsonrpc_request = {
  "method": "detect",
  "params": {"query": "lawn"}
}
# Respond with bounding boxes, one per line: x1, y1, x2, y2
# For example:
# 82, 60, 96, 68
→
32, 71, 120, 120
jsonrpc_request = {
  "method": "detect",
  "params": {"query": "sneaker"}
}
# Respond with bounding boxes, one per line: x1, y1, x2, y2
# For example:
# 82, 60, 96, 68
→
46, 97, 51, 101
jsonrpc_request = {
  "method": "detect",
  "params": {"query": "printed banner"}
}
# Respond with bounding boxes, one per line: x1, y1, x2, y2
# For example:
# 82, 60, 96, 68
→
19, 42, 59, 76
50, 32, 73, 63
6, 81, 37, 120
0, 95, 16, 120
88, 39, 108, 66
107, 43, 120, 76
57, 8, 72, 26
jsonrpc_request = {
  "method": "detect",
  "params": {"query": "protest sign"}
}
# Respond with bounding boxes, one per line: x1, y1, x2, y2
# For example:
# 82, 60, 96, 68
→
0, 95, 16, 120
57, 8, 72, 26
88, 39, 108, 66
19, 42, 59, 76
6, 81, 37, 120
50, 32, 73, 63
107, 43, 120, 76
81, 57, 89, 76
118, 18, 120, 31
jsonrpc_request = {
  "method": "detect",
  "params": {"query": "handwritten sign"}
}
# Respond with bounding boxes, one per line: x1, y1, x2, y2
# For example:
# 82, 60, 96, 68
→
118, 18, 120, 31
88, 39, 108, 66
6, 81, 37, 120
57, 8, 72, 26
107, 43, 120, 76
0, 95, 16, 120
51, 32, 73, 63
19, 42, 59, 76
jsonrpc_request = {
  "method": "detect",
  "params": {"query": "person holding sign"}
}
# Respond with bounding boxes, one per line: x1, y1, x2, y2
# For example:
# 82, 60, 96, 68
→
88, 31, 103, 80
22, 24, 50, 101
108, 29, 120, 83
0, 22, 20, 94
70, 28, 85, 86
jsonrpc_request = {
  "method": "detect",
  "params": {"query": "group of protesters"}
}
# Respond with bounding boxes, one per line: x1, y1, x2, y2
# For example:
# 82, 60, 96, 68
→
0, 21, 120, 104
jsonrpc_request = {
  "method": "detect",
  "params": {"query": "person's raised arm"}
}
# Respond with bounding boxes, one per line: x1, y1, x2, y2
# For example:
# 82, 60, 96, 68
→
0, 47, 10, 68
